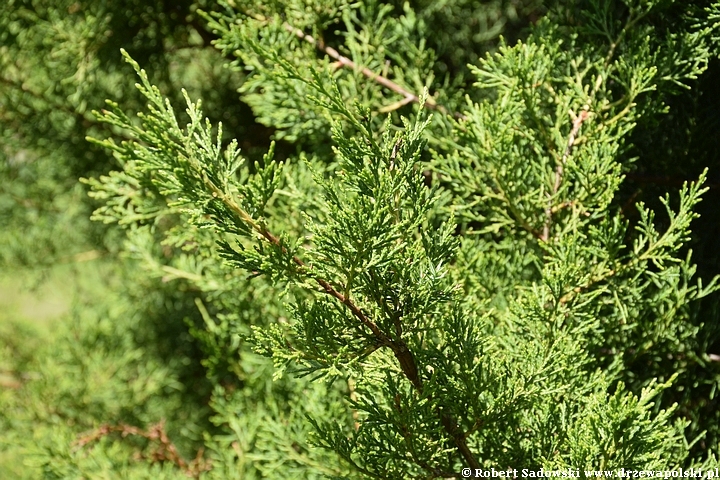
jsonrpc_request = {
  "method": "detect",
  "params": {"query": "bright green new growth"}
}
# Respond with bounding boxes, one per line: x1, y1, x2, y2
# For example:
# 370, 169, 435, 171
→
80, 0, 720, 475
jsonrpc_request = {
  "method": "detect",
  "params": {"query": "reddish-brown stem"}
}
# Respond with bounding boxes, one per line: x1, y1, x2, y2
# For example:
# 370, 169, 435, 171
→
259, 226, 427, 392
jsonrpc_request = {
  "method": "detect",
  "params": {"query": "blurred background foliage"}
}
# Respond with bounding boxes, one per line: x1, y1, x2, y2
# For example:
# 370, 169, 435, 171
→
1, 0, 719, 477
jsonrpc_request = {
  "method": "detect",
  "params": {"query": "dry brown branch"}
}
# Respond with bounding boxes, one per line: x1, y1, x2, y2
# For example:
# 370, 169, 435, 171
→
0, 371, 21, 389
74, 420, 211, 478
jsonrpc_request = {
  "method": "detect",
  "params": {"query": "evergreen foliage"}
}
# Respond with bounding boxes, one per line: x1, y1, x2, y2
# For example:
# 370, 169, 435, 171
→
2, 0, 720, 478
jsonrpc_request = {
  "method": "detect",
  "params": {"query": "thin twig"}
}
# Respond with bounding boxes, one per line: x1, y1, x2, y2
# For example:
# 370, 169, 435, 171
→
541, 108, 590, 241
206, 180, 398, 367
348, 377, 360, 431
538, 8, 644, 243
282, 22, 461, 118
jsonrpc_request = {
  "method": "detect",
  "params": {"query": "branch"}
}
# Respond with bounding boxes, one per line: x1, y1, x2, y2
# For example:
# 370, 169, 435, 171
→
202, 172, 481, 470
540, 9, 642, 243
541, 108, 590, 241
282, 22, 462, 118
558, 203, 701, 305
204, 179, 396, 358
74, 421, 210, 478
